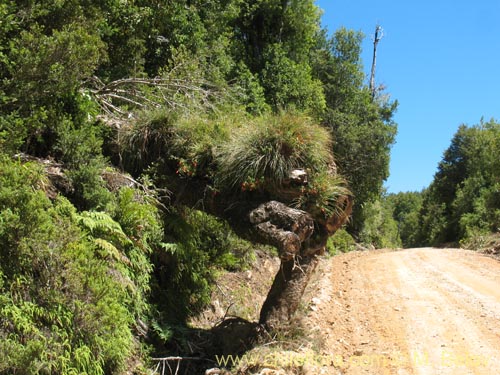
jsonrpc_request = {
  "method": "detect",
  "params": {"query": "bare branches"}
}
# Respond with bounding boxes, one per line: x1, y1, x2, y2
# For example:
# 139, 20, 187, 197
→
84, 72, 229, 120
149, 356, 216, 375
369, 25, 384, 100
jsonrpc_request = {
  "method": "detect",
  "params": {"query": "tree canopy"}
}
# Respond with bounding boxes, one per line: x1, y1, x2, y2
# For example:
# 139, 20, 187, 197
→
314, 28, 398, 235
417, 120, 500, 246
0, 0, 398, 372
382, 119, 500, 250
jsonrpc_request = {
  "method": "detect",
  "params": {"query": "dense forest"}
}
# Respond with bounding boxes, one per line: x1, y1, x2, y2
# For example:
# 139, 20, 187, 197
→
0, 0, 498, 374
5, 0, 499, 374
387, 119, 500, 250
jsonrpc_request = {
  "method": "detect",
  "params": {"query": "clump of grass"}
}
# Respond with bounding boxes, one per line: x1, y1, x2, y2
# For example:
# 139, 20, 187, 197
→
118, 109, 182, 174
215, 112, 332, 192
119, 110, 351, 224
118, 109, 237, 176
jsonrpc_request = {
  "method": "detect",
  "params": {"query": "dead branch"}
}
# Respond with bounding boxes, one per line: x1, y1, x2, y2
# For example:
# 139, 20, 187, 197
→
83, 73, 228, 119
150, 356, 216, 375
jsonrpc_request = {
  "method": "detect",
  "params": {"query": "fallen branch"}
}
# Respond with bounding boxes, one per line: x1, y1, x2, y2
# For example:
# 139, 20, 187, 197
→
149, 356, 216, 375
84, 73, 229, 119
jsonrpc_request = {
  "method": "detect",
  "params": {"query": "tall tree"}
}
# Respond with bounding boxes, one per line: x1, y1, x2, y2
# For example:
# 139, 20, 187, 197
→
313, 27, 398, 235
387, 191, 423, 248
418, 120, 500, 245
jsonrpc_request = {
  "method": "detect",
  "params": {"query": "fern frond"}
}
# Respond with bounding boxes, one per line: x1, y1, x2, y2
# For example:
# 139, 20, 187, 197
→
93, 238, 131, 266
77, 211, 131, 246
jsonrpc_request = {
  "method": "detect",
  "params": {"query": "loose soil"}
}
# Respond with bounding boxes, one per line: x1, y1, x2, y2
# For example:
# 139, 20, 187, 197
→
304, 248, 500, 375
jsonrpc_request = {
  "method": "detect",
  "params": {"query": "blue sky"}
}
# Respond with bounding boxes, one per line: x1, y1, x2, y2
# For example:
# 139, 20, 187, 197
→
316, 0, 500, 193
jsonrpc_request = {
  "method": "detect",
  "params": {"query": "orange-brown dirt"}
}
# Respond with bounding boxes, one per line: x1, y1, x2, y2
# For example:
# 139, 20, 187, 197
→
304, 248, 500, 375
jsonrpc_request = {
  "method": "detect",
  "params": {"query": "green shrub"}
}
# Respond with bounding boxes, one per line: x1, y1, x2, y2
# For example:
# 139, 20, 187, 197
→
233, 62, 270, 115
66, 160, 113, 211
327, 228, 356, 255
151, 209, 214, 324
151, 208, 255, 328
0, 156, 162, 374
358, 199, 401, 249
186, 209, 254, 271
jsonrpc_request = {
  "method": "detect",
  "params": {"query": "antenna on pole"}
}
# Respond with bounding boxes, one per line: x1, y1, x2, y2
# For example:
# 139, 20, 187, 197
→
369, 24, 383, 100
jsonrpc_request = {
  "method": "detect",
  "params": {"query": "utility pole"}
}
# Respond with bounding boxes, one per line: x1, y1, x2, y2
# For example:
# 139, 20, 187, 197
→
369, 25, 383, 100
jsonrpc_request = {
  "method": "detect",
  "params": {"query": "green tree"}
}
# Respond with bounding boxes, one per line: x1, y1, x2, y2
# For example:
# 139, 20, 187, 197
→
358, 198, 401, 249
419, 120, 500, 246
260, 44, 325, 113
387, 191, 423, 248
313, 27, 398, 235
232, 0, 325, 113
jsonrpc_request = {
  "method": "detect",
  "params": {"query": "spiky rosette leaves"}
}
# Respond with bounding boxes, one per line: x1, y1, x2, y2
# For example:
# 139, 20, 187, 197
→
293, 172, 352, 228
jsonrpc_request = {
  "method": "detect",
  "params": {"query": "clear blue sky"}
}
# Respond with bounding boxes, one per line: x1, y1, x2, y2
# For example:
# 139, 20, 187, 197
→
316, 0, 500, 193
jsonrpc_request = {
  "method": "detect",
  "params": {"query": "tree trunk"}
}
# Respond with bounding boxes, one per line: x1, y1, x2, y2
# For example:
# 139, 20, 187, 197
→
161, 176, 351, 332
259, 255, 320, 331
369, 25, 383, 100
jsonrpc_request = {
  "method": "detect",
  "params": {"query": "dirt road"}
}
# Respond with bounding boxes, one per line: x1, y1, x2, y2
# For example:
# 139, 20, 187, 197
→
306, 248, 500, 374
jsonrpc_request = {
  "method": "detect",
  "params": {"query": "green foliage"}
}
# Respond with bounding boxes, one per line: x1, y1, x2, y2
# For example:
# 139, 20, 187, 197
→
0, 157, 165, 374
327, 228, 356, 254
386, 191, 423, 248
233, 62, 270, 115
0, 0, 358, 161
313, 28, 365, 109
187, 210, 254, 271
0, 0, 404, 366
216, 112, 332, 192
114, 187, 164, 255
9, 24, 103, 107
66, 160, 113, 211
53, 97, 102, 167
235, 0, 320, 70
119, 108, 233, 176
260, 44, 325, 114
151, 207, 256, 328
0, 160, 120, 373
0, 114, 25, 154
151, 210, 213, 324
358, 199, 401, 249
314, 27, 398, 235
419, 120, 500, 246
120, 110, 345, 216
293, 173, 351, 221
460, 231, 500, 253
0, 1, 105, 155
119, 109, 182, 175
